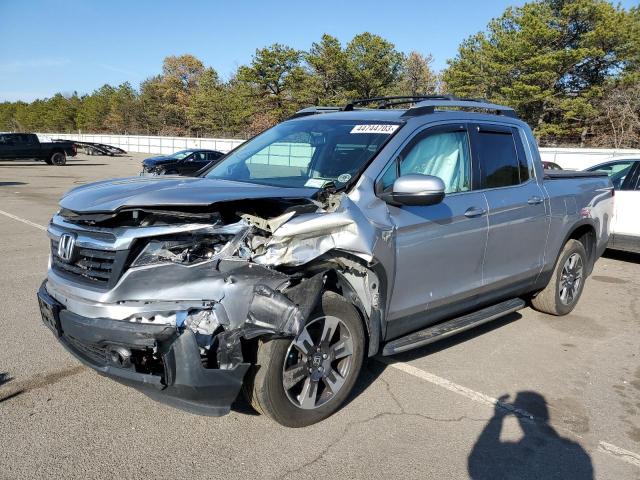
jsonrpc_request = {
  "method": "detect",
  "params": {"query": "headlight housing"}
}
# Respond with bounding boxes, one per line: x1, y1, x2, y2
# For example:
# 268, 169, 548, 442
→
132, 225, 250, 267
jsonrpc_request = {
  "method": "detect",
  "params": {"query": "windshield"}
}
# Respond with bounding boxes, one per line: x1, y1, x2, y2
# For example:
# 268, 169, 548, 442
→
205, 119, 401, 188
169, 150, 194, 160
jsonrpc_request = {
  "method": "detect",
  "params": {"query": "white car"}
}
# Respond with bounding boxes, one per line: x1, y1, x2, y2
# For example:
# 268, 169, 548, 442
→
586, 157, 640, 254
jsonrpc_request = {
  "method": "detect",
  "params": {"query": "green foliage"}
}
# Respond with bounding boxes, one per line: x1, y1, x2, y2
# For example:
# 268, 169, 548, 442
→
444, 0, 639, 145
1, 13, 638, 146
305, 34, 350, 105
345, 32, 405, 98
237, 43, 309, 121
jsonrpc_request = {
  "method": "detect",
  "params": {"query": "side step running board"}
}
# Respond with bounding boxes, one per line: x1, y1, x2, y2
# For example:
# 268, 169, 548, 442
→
382, 298, 526, 356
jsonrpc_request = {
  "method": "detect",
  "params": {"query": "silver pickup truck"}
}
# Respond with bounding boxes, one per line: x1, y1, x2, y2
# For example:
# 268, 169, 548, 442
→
37, 96, 613, 427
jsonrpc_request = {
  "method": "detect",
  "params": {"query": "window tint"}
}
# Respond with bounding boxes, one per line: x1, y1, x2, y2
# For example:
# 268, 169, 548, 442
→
476, 129, 522, 188
20, 134, 36, 145
206, 152, 221, 161
590, 161, 636, 190
381, 130, 471, 194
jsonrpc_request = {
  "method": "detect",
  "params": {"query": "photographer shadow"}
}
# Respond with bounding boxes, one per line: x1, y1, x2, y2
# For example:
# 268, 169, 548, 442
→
468, 391, 593, 480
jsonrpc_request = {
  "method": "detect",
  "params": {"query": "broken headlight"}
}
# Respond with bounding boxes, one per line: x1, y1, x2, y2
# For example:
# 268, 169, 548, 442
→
132, 231, 248, 267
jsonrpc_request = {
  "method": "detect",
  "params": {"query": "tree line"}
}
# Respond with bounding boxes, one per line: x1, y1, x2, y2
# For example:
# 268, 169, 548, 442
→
1, 0, 638, 147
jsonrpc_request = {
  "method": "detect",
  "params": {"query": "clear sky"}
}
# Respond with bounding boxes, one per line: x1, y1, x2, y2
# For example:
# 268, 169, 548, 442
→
0, 0, 637, 102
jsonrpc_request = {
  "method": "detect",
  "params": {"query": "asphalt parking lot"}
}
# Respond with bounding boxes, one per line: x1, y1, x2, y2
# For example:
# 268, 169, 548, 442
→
0, 153, 639, 479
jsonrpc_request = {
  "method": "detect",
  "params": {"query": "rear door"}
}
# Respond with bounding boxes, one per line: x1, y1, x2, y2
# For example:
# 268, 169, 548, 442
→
380, 123, 489, 338
20, 134, 40, 158
471, 123, 549, 294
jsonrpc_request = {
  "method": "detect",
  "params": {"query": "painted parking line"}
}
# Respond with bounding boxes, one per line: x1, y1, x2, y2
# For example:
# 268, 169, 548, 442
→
3, 207, 639, 469
378, 358, 640, 469
0, 209, 47, 231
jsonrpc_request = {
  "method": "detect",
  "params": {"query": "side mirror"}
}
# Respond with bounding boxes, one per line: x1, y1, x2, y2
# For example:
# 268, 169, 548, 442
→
384, 174, 445, 206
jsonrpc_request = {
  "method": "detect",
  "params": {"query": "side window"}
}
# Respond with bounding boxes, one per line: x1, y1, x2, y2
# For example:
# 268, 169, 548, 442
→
592, 161, 635, 190
626, 163, 640, 191
475, 127, 523, 188
380, 128, 471, 194
207, 152, 221, 161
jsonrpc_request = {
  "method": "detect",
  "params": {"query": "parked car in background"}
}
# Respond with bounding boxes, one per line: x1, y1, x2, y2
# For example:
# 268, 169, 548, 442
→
38, 96, 613, 427
586, 157, 640, 254
141, 149, 224, 176
0, 133, 77, 165
542, 161, 562, 170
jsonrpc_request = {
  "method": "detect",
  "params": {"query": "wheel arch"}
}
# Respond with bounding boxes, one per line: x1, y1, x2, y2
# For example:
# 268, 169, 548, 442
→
283, 252, 388, 357
564, 221, 598, 276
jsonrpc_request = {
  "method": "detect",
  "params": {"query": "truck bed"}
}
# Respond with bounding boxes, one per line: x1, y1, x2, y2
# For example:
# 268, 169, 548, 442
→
544, 170, 608, 179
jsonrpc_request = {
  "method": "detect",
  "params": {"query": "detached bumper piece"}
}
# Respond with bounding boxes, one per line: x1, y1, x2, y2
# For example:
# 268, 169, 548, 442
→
37, 282, 249, 416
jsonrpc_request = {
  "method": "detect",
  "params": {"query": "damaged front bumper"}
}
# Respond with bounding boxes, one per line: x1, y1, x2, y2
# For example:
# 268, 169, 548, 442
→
38, 282, 250, 416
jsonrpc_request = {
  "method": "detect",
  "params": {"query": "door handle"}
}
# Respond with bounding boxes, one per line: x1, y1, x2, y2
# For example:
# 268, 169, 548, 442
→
464, 206, 487, 218
527, 196, 543, 205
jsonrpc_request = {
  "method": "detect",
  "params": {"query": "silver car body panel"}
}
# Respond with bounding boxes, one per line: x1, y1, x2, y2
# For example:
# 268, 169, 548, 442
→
44, 111, 613, 361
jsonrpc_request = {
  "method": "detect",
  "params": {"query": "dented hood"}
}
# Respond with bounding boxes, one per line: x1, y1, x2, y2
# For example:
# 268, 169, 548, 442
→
59, 176, 317, 213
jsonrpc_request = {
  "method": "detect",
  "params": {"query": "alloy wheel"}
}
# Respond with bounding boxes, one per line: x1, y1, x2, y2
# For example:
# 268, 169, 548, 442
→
282, 315, 354, 410
559, 252, 584, 305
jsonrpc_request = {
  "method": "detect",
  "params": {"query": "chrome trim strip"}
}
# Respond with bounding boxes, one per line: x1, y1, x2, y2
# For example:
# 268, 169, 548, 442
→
49, 214, 242, 250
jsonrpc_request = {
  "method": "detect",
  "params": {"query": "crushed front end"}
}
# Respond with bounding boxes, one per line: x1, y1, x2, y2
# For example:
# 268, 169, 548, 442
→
37, 174, 392, 416
37, 200, 325, 415
38, 186, 384, 415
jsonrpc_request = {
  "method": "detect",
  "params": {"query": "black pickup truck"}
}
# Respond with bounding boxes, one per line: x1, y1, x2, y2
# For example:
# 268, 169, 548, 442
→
0, 133, 77, 165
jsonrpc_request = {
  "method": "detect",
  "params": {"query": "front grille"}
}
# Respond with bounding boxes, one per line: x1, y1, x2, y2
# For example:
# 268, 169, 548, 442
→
65, 333, 110, 365
51, 238, 128, 288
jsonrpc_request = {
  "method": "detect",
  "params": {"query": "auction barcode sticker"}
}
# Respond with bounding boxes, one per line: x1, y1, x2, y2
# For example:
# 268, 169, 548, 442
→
350, 124, 399, 134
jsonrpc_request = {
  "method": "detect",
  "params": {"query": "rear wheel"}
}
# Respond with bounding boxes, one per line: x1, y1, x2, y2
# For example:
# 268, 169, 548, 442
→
244, 292, 365, 427
531, 239, 587, 315
49, 151, 66, 166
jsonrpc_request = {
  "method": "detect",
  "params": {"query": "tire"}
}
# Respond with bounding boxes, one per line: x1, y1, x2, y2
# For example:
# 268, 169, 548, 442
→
49, 151, 66, 166
531, 239, 587, 316
243, 291, 365, 427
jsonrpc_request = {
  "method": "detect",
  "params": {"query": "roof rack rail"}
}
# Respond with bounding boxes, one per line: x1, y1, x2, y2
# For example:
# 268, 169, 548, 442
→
344, 95, 457, 111
289, 106, 342, 119
402, 98, 518, 118
290, 95, 518, 120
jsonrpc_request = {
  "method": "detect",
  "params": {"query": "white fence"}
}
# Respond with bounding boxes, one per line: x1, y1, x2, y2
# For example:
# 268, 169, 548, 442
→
538, 147, 640, 169
38, 132, 640, 170
38, 133, 245, 155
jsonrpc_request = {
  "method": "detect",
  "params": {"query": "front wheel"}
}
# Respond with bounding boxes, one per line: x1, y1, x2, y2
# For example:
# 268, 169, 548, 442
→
244, 292, 365, 427
531, 239, 587, 316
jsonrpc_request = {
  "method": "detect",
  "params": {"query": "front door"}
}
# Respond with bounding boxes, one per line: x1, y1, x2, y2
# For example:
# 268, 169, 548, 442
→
380, 124, 489, 339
